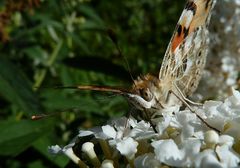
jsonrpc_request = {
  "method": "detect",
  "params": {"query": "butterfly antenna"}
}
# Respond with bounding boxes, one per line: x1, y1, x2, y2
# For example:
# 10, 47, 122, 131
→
107, 28, 136, 87
31, 113, 53, 120
31, 109, 72, 121
31, 106, 86, 120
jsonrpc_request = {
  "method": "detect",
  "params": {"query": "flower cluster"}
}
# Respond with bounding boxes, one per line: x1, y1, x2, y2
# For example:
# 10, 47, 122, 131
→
49, 88, 240, 168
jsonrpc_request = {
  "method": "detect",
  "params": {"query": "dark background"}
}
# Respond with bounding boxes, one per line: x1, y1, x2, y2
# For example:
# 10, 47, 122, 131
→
0, 0, 185, 167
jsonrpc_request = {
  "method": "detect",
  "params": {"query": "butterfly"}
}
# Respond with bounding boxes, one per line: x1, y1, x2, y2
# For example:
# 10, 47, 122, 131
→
37, 0, 217, 129
128, 0, 217, 120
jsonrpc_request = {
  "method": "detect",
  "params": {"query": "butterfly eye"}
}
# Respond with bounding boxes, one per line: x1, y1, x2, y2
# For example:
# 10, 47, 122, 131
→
139, 88, 153, 101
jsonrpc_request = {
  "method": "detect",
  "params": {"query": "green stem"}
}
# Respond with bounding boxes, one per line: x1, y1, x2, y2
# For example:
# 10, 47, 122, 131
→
33, 40, 63, 89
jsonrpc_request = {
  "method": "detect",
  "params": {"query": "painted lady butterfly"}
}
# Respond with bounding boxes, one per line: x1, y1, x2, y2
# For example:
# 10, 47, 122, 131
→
128, 0, 217, 120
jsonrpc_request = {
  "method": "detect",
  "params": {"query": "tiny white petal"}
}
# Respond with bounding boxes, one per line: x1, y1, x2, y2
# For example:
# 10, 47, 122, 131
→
102, 125, 117, 139
78, 130, 94, 137
129, 120, 156, 140
79, 127, 108, 139
205, 119, 225, 132
152, 139, 184, 166
116, 137, 138, 160
182, 139, 201, 157
203, 100, 222, 117
128, 117, 138, 128
218, 135, 234, 147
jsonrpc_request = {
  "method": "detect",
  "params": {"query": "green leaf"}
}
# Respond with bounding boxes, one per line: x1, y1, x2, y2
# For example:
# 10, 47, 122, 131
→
0, 58, 43, 116
0, 119, 54, 156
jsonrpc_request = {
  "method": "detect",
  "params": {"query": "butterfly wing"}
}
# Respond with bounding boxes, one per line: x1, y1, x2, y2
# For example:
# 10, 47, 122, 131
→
159, 0, 216, 97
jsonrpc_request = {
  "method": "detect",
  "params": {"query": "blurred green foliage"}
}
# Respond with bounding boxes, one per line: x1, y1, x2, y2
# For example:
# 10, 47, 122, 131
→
0, 0, 185, 167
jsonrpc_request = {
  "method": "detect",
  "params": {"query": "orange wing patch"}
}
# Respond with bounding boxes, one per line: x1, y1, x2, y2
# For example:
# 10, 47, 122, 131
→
171, 24, 188, 52
171, 0, 213, 53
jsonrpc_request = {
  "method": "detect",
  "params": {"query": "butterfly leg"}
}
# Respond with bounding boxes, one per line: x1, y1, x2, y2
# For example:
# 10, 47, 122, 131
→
169, 89, 220, 133
142, 108, 158, 133
173, 83, 203, 106
183, 97, 203, 106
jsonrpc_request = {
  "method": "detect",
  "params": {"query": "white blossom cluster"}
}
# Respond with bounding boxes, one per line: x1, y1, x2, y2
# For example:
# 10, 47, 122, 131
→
49, 88, 240, 168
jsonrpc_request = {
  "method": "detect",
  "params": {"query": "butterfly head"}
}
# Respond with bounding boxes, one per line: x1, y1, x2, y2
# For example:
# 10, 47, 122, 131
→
126, 74, 164, 112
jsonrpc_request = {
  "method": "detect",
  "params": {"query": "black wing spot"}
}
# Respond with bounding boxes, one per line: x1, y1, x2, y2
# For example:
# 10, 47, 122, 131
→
196, 59, 201, 65
182, 58, 187, 71
195, 69, 200, 75
177, 24, 182, 36
183, 58, 187, 64
190, 80, 195, 87
198, 51, 202, 57
183, 27, 189, 38
165, 64, 168, 71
